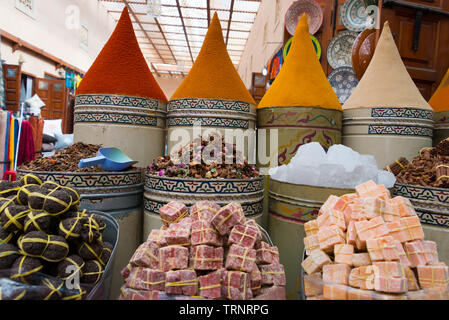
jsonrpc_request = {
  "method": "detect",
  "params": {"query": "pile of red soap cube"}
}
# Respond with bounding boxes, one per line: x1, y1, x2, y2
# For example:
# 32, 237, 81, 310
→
118, 200, 286, 300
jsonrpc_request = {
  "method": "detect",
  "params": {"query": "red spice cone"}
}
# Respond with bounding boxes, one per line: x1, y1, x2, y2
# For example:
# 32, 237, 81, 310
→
76, 7, 167, 102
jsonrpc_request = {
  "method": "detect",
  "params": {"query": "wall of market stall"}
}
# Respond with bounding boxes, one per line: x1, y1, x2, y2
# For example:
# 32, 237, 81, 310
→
0, 0, 116, 77
237, 0, 292, 88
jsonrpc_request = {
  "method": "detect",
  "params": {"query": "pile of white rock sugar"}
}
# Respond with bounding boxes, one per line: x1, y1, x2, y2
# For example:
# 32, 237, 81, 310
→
268, 142, 396, 189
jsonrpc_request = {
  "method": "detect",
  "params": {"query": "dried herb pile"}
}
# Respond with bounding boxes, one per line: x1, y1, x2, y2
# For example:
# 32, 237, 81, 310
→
147, 137, 260, 179
390, 138, 449, 188
20, 143, 116, 173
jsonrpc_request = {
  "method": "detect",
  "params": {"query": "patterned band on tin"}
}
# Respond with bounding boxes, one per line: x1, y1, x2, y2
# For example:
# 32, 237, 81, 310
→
368, 125, 433, 137
371, 108, 434, 120
17, 169, 144, 188
394, 183, 449, 228
145, 175, 263, 194
75, 94, 164, 111
257, 106, 342, 129
168, 117, 249, 129
168, 98, 252, 114
75, 112, 159, 127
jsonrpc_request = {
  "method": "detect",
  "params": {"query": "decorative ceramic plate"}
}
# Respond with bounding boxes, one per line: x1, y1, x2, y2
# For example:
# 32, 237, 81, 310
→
340, 0, 368, 32
327, 30, 358, 69
352, 28, 376, 80
283, 35, 321, 60
285, 0, 324, 36
327, 67, 358, 104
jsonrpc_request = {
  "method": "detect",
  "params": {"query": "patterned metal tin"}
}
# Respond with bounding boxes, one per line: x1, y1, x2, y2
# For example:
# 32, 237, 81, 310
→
258, 106, 342, 166
167, 98, 255, 129
343, 107, 434, 167
144, 173, 264, 218
74, 94, 166, 128
340, 0, 369, 32
74, 94, 167, 166
327, 67, 358, 104
268, 179, 353, 299
269, 178, 353, 223
327, 31, 358, 69
394, 183, 449, 228
17, 169, 144, 190
285, 0, 324, 36
167, 98, 256, 156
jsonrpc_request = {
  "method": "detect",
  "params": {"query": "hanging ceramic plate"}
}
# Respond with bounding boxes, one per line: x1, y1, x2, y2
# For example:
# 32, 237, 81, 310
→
283, 35, 321, 60
327, 30, 358, 69
351, 28, 376, 80
327, 67, 358, 104
340, 0, 368, 32
285, 0, 324, 36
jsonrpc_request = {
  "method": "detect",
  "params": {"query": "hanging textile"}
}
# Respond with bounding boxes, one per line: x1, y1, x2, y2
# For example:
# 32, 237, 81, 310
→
17, 120, 35, 166
0, 35, 5, 110
29, 116, 44, 153
0, 110, 8, 177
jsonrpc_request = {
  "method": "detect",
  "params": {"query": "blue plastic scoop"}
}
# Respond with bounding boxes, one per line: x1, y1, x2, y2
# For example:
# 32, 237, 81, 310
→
78, 147, 138, 171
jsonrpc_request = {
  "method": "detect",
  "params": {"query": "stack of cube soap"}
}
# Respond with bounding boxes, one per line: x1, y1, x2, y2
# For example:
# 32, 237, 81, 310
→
118, 200, 286, 300
301, 180, 449, 300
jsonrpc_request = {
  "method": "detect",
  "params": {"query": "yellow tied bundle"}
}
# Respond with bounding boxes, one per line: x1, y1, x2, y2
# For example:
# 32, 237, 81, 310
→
10, 256, 44, 284
0, 231, 14, 244
83, 260, 104, 284
42, 278, 64, 300
82, 215, 105, 243
60, 256, 85, 280
17, 185, 40, 206
24, 211, 52, 233
78, 241, 103, 263
18, 233, 69, 262
62, 186, 80, 206
59, 217, 83, 240
28, 188, 73, 216
20, 174, 43, 186
2, 207, 32, 232
0, 186, 20, 197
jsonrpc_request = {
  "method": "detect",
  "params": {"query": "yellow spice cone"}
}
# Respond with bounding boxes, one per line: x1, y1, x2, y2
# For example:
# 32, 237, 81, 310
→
343, 22, 432, 110
258, 14, 341, 111
171, 12, 255, 105
429, 68, 449, 112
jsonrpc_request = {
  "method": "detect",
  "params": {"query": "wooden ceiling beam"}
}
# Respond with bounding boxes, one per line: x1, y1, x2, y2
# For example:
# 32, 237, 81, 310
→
175, 0, 194, 64
226, 0, 235, 46
123, 0, 167, 78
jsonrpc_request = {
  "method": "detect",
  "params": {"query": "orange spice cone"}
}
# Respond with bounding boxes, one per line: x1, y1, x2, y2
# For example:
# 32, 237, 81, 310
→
257, 14, 342, 167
